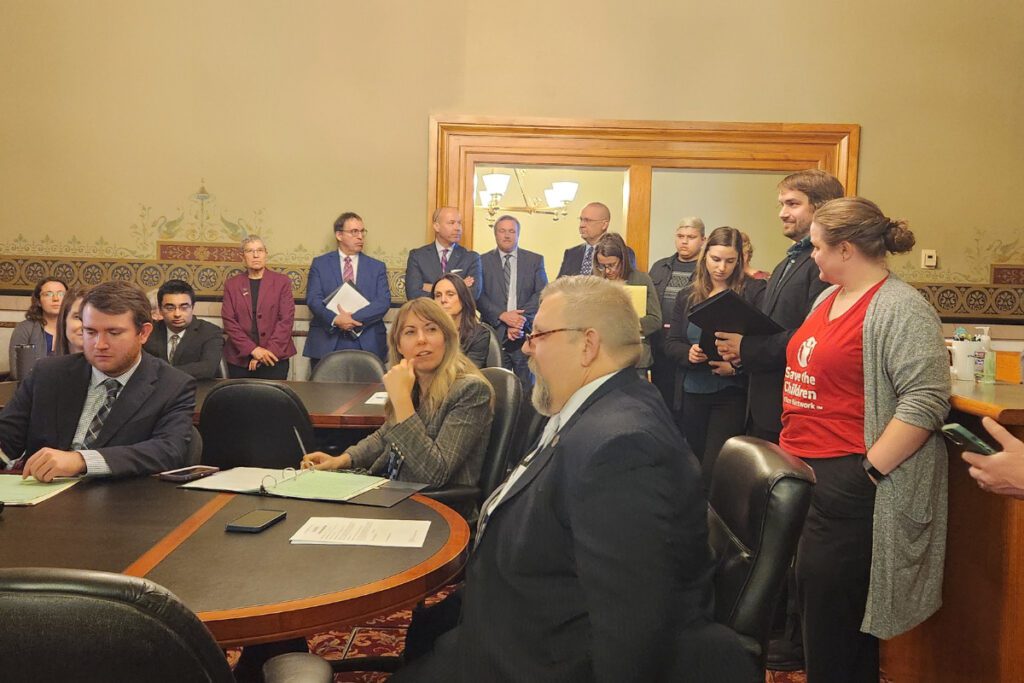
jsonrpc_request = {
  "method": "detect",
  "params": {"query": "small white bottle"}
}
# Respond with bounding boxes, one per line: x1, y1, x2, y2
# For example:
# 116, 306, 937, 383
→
976, 326, 996, 384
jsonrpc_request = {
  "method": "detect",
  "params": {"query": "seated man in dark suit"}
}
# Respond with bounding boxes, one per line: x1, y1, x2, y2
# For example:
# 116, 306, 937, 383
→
395, 275, 717, 682
476, 214, 547, 386
0, 281, 196, 481
557, 201, 636, 277
404, 206, 483, 300
142, 279, 224, 379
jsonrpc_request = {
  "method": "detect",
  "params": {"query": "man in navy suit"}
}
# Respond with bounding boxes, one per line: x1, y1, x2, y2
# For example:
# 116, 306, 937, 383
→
304, 211, 392, 365
0, 281, 195, 481
142, 279, 224, 379
394, 276, 719, 682
557, 201, 636, 278
404, 206, 483, 300
477, 215, 547, 386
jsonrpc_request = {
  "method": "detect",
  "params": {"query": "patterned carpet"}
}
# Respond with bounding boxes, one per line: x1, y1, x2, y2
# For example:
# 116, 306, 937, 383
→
231, 587, 893, 682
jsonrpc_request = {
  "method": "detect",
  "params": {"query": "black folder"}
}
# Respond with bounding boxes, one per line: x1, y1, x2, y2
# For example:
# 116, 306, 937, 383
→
687, 289, 783, 361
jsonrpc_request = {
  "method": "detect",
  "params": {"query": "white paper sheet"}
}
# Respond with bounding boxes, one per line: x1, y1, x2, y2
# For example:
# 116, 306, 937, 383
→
364, 391, 389, 405
324, 281, 370, 316
290, 517, 431, 547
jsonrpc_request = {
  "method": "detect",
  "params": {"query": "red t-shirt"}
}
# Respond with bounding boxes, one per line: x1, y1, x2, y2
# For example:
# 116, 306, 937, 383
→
779, 278, 887, 458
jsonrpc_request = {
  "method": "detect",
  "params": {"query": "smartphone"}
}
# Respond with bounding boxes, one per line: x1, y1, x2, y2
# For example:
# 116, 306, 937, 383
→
225, 509, 287, 533
156, 465, 220, 482
941, 423, 998, 455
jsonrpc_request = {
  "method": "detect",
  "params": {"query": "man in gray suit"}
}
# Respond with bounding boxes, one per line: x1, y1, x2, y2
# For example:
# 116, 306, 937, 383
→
477, 215, 548, 386
404, 206, 483, 300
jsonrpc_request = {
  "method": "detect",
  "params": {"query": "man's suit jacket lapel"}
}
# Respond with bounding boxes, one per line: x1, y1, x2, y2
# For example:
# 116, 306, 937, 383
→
487, 370, 636, 515
57, 357, 94, 447
92, 355, 159, 447
148, 322, 169, 360
354, 255, 372, 293
764, 250, 811, 314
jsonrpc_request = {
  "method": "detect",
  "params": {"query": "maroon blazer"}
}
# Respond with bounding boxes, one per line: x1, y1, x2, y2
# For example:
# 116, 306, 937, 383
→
221, 269, 297, 367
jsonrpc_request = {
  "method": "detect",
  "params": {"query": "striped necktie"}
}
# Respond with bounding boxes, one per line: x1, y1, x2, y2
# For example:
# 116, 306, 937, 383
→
83, 379, 121, 448
581, 244, 594, 275
503, 254, 512, 298
343, 256, 354, 283
441, 248, 449, 272
168, 334, 180, 362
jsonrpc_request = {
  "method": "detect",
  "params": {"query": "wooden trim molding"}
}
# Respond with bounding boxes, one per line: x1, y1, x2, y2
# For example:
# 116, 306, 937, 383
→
427, 115, 860, 270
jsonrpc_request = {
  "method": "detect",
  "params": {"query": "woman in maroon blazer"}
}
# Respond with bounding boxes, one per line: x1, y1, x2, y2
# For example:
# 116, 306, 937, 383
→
221, 236, 297, 379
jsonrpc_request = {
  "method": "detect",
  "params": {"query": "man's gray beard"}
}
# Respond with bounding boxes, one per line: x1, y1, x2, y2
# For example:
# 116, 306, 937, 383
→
528, 358, 555, 417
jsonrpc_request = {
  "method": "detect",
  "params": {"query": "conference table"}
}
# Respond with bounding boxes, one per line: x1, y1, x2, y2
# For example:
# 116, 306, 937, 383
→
0, 379, 387, 430
0, 476, 469, 646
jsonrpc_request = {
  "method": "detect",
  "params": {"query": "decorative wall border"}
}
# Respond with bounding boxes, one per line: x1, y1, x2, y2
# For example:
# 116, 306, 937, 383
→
0, 256, 410, 302
914, 284, 1024, 322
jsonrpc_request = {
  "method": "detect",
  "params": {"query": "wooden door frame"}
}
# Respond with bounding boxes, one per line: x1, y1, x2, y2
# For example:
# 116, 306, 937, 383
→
426, 115, 859, 270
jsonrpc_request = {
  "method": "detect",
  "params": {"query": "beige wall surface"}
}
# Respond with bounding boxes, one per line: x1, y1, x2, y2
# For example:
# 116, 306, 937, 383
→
1, 0, 1022, 284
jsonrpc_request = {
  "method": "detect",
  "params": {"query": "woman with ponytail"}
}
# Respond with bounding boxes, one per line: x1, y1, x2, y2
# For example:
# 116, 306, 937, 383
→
780, 197, 950, 682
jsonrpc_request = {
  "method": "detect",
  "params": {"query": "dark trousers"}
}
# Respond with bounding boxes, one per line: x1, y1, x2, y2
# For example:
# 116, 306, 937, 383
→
796, 454, 879, 683
500, 343, 532, 388
227, 358, 290, 380
682, 386, 747, 486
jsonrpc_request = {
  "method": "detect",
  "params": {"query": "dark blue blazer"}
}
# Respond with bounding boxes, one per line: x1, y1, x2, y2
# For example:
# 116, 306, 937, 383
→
430, 370, 714, 682
304, 251, 392, 361
477, 248, 547, 341
404, 242, 482, 300
557, 242, 637, 278
0, 352, 196, 477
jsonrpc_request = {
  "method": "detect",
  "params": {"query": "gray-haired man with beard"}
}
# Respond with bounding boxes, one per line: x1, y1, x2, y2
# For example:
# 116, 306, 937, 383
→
390, 276, 752, 682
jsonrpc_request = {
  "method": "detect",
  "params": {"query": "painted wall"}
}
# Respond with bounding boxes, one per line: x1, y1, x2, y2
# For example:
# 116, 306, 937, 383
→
1, 0, 1022, 288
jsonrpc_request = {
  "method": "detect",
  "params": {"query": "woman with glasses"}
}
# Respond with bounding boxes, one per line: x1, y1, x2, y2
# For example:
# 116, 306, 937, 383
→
664, 227, 766, 485
592, 233, 661, 374
302, 297, 494, 518
221, 235, 297, 379
8, 276, 68, 379
432, 273, 491, 368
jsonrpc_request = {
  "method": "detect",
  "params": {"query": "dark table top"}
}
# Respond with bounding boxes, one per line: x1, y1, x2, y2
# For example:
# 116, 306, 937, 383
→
0, 378, 386, 429
0, 476, 468, 646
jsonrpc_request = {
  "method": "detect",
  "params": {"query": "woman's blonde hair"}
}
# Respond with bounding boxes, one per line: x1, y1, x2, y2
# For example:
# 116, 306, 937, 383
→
813, 197, 915, 260
385, 298, 489, 419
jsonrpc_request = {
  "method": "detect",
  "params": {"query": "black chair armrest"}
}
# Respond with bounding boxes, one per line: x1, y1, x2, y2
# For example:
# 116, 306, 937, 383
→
421, 485, 481, 505
262, 653, 333, 683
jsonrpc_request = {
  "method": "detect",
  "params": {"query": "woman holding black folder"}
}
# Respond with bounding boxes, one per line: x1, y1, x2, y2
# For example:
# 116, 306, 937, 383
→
664, 227, 766, 485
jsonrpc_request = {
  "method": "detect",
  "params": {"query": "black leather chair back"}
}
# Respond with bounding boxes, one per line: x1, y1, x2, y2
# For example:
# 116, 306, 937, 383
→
706, 436, 815, 676
309, 349, 385, 383
199, 379, 315, 469
478, 367, 523, 503
0, 567, 234, 683
186, 424, 203, 466
481, 324, 503, 369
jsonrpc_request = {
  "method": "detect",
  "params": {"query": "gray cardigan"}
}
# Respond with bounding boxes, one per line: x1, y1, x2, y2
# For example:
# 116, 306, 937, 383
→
624, 269, 662, 368
8, 320, 47, 380
813, 275, 950, 639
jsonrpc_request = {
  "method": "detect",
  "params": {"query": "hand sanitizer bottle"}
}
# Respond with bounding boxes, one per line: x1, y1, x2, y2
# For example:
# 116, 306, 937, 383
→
976, 326, 996, 384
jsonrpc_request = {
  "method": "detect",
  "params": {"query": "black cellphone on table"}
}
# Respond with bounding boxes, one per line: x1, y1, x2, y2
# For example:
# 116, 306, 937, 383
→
941, 423, 998, 455
225, 509, 287, 533
156, 465, 220, 482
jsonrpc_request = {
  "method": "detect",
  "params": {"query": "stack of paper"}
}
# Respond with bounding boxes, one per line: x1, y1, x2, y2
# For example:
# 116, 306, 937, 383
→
0, 475, 79, 506
290, 517, 430, 547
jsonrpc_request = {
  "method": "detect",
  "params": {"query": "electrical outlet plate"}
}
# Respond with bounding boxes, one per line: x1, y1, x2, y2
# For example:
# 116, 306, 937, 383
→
921, 249, 937, 268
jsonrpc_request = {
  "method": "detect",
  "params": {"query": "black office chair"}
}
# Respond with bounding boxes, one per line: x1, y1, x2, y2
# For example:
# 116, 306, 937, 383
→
309, 349, 385, 383
199, 379, 315, 469
186, 424, 203, 466
0, 567, 331, 683
481, 323, 503, 369
422, 367, 523, 510
706, 436, 815, 681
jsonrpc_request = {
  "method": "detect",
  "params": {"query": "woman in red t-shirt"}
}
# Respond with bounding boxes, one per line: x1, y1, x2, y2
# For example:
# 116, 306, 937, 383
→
781, 198, 949, 683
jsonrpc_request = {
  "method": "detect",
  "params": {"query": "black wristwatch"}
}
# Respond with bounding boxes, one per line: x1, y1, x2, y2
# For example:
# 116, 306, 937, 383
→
862, 456, 886, 481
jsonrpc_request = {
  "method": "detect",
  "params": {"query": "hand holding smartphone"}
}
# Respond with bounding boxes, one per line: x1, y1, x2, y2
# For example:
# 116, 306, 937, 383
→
941, 423, 997, 455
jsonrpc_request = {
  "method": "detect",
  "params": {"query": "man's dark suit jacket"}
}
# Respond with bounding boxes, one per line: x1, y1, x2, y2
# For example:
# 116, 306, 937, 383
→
143, 318, 224, 380
476, 248, 547, 343
557, 241, 637, 278
304, 250, 392, 361
413, 370, 714, 682
0, 353, 196, 477
404, 242, 482, 300
740, 248, 829, 439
